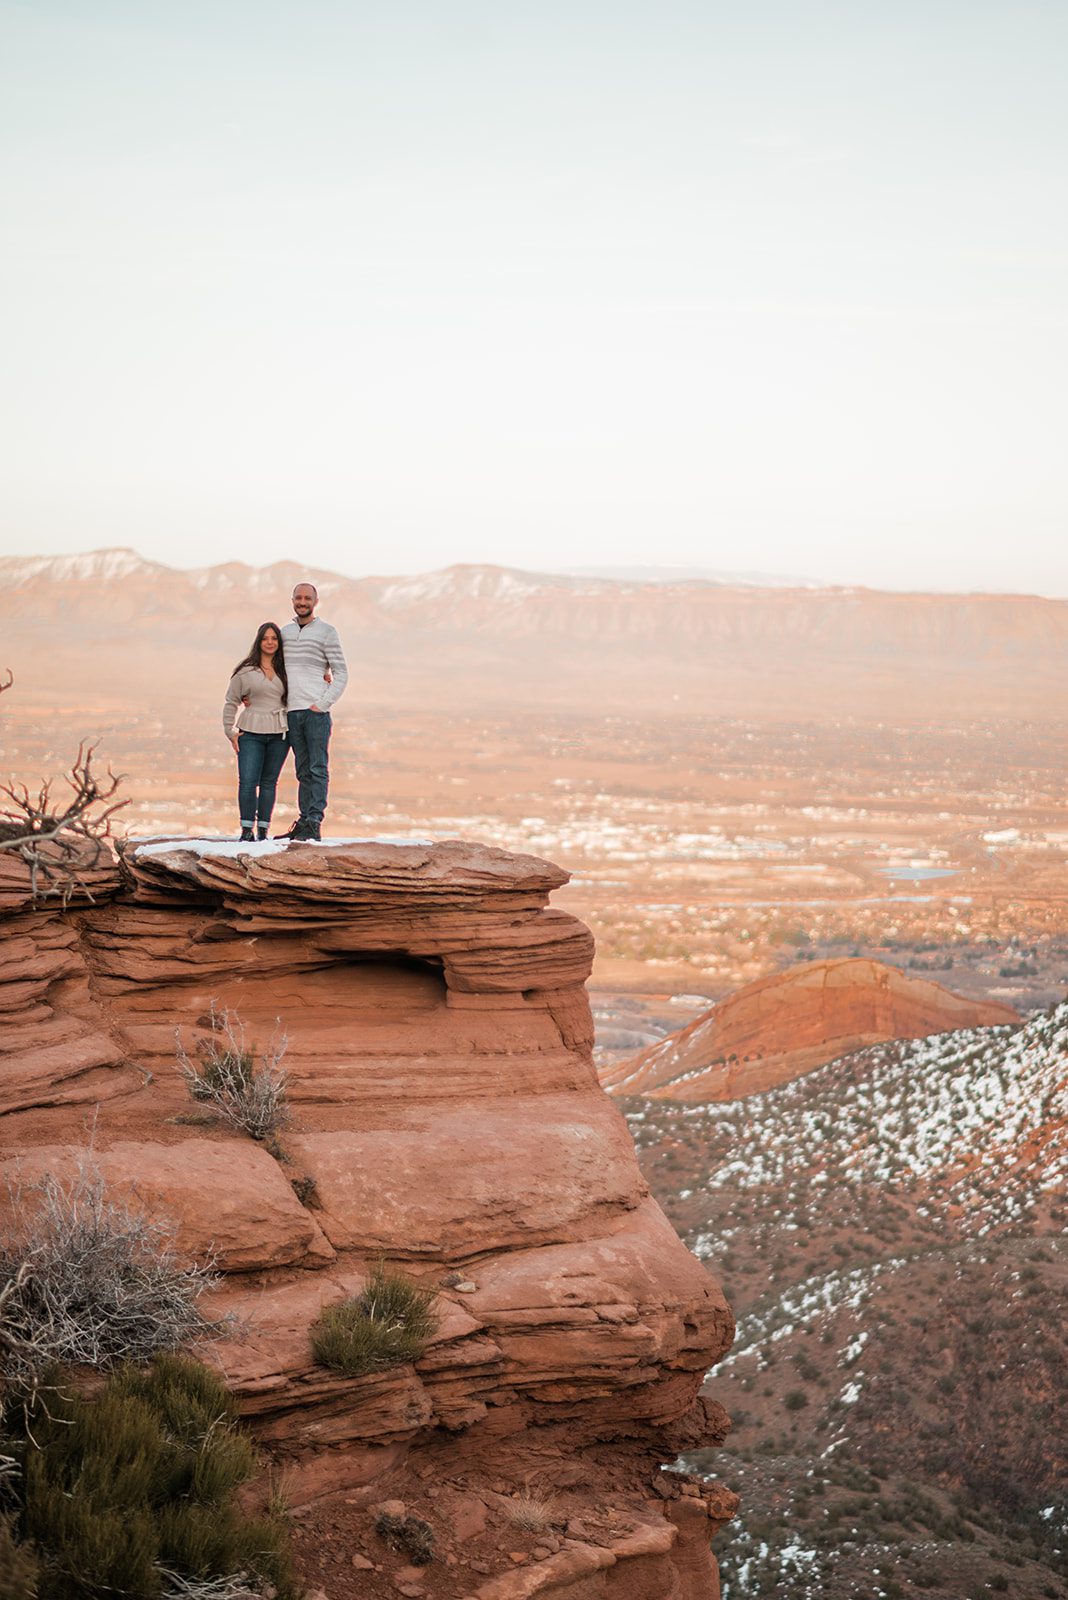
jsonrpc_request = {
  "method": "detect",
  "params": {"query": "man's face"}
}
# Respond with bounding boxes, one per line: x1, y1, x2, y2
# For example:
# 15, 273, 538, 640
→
292, 585, 317, 620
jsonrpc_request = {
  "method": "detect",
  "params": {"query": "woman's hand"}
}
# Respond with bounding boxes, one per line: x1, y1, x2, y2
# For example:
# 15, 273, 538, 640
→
230, 734, 241, 754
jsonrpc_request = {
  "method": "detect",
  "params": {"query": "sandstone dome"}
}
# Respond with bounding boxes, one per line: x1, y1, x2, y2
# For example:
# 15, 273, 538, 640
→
600, 957, 1019, 1103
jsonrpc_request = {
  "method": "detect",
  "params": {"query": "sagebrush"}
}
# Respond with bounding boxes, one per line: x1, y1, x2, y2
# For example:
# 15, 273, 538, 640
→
311, 1266, 438, 1376
0, 1515, 37, 1600
0, 1162, 216, 1383
176, 1008, 289, 1141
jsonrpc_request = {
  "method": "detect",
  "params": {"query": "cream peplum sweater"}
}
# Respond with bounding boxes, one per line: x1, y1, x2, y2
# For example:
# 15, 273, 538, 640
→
222, 667, 287, 740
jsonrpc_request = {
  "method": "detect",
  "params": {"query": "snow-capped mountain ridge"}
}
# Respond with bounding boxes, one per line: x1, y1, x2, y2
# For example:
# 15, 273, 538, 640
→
0, 547, 164, 585
5, 548, 1068, 722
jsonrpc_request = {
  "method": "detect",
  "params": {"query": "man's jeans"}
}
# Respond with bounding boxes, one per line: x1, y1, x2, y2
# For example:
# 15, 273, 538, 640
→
287, 709, 332, 824
236, 733, 290, 828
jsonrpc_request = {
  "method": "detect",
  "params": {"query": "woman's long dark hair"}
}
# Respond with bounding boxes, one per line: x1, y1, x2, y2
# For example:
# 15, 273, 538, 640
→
233, 622, 288, 704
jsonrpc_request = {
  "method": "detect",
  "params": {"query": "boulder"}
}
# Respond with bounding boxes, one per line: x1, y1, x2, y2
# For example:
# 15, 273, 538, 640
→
287, 1096, 645, 1259
0, 1139, 334, 1271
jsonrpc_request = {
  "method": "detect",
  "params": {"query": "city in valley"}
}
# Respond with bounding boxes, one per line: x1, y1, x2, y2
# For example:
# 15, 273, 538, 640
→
5, 690, 1067, 1051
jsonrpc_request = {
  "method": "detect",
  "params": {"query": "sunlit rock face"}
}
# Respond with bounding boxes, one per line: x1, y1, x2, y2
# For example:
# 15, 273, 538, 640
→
601, 956, 1019, 1103
0, 837, 735, 1600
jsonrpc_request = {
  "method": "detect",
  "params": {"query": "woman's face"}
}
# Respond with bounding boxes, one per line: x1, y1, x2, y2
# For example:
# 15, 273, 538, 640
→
260, 628, 280, 657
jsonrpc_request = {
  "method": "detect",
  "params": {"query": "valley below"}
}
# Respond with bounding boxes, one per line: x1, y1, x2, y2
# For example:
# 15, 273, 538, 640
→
630, 1005, 1067, 1599
6, 695, 1067, 1029
4, 551, 1067, 1039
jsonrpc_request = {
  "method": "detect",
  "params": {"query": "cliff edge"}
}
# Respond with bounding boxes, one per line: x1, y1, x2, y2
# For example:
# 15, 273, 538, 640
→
0, 836, 735, 1600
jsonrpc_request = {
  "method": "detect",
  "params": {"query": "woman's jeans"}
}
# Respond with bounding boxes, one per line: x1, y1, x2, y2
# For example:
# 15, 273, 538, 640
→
236, 733, 290, 827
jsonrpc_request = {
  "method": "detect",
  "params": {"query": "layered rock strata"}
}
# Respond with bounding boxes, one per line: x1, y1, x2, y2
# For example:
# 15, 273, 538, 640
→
602, 956, 1019, 1102
0, 837, 734, 1600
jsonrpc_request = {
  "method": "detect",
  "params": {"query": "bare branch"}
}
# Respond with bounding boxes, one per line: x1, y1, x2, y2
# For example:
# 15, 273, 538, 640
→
0, 703, 127, 904
158, 1571, 266, 1600
0, 1159, 221, 1385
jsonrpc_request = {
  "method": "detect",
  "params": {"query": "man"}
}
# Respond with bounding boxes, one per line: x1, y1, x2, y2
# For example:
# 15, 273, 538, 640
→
279, 582, 348, 841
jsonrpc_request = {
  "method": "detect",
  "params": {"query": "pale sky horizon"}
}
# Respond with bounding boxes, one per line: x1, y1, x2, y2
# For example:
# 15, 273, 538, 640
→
2, 1, 1066, 596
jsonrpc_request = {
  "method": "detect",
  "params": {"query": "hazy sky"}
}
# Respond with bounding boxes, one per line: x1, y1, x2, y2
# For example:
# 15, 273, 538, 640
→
2, 0, 1066, 592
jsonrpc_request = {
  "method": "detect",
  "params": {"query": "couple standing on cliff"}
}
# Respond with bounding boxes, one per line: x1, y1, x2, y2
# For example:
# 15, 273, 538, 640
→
222, 582, 348, 843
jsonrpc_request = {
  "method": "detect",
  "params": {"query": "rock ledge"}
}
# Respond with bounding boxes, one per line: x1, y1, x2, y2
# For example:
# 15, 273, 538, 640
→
1, 836, 733, 1600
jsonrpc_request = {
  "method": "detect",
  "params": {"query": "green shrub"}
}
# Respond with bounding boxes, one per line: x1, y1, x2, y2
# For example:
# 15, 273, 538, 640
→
14, 1356, 292, 1600
289, 1176, 318, 1209
311, 1266, 438, 1376
0, 1517, 37, 1600
784, 1390, 808, 1411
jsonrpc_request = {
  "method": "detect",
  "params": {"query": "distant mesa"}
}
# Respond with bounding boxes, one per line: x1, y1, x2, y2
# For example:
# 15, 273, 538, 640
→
558, 562, 823, 587
3, 546, 1068, 720
600, 957, 1020, 1103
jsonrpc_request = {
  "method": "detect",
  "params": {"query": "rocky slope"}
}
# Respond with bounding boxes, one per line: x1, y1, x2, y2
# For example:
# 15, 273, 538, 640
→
0, 835, 735, 1600
600, 957, 1018, 1102
624, 1002, 1068, 1598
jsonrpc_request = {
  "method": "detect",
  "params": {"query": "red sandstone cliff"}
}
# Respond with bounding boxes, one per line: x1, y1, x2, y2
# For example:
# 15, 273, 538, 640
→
600, 957, 1019, 1103
0, 837, 735, 1600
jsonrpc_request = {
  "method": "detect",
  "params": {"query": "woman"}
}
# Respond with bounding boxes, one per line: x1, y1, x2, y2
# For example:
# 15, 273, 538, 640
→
222, 623, 290, 840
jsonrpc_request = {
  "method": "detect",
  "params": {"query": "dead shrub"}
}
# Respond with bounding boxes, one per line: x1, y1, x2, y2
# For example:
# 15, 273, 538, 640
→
159, 1575, 265, 1600
374, 1513, 435, 1566
0, 1162, 217, 1384
159, 1577, 263, 1600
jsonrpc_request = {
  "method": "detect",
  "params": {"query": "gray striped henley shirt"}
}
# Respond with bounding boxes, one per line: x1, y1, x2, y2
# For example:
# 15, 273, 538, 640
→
280, 616, 349, 712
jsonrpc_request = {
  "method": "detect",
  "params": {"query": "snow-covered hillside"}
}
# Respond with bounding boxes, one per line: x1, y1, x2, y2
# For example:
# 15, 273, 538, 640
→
626, 1001, 1068, 1600
629, 1000, 1067, 1244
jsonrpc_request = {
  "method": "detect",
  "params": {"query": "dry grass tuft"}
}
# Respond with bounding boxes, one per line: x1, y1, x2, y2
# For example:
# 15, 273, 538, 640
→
505, 1491, 559, 1533
0, 1515, 38, 1600
176, 1006, 289, 1141
311, 1265, 438, 1377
